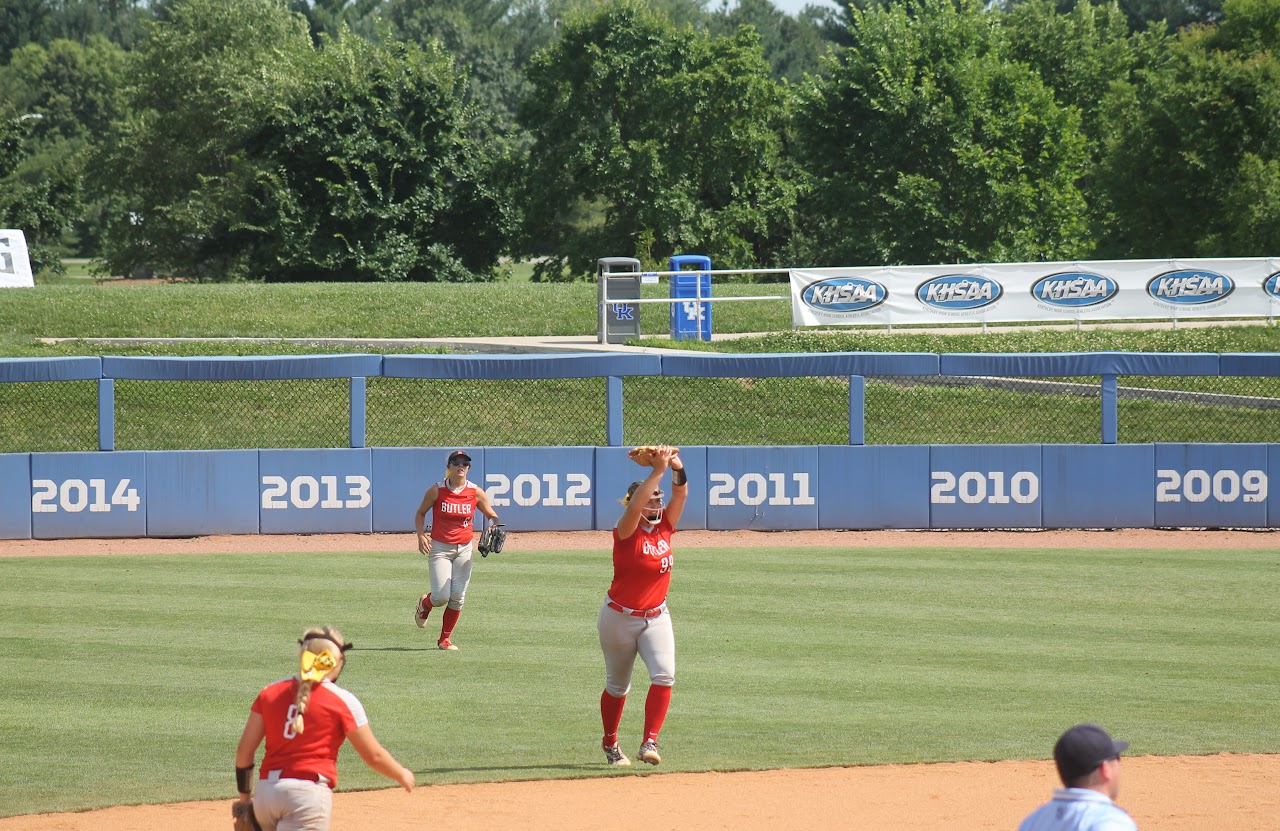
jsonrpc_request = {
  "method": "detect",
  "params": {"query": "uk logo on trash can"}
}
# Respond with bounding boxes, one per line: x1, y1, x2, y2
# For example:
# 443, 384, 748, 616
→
613, 304, 635, 321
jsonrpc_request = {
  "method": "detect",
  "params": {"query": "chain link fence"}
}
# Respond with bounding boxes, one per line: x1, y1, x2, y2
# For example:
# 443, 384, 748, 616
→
1, 371, 1277, 451
0, 380, 98, 452
366, 377, 609, 447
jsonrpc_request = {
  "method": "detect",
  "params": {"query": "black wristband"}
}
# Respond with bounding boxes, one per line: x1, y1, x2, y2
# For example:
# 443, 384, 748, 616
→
672, 468, 687, 487
236, 765, 254, 795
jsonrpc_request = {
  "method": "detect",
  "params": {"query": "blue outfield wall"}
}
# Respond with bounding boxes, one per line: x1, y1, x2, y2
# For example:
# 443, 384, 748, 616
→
3, 351, 1278, 538
1, 444, 1276, 539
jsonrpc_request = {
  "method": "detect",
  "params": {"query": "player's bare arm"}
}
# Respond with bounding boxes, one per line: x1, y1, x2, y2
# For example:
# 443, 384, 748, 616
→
233, 712, 266, 805
618, 449, 671, 538
666, 449, 688, 528
475, 487, 500, 525
347, 724, 415, 793
414, 485, 439, 555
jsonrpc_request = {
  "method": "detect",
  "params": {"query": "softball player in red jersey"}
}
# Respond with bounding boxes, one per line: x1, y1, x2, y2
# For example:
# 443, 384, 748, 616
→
233, 626, 413, 831
598, 445, 688, 767
413, 449, 500, 651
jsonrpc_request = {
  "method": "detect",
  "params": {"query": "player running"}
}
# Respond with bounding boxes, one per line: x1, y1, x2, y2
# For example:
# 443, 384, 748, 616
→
233, 626, 414, 831
413, 449, 501, 651
598, 445, 688, 767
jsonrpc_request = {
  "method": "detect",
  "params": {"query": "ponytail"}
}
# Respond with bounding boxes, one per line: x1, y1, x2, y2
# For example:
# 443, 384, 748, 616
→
290, 625, 353, 736
291, 679, 315, 734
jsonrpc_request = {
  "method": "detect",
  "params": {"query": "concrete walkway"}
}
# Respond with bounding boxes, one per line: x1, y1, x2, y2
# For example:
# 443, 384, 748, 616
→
38, 318, 1274, 354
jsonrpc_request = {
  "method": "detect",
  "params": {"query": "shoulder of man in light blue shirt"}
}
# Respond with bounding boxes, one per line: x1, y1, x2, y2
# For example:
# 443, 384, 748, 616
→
1017, 787, 1138, 831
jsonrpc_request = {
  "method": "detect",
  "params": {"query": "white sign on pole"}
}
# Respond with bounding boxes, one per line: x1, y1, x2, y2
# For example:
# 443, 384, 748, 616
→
0, 230, 35, 287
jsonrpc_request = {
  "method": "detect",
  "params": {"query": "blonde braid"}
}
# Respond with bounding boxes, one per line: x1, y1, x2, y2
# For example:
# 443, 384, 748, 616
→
291, 679, 314, 735
291, 625, 349, 736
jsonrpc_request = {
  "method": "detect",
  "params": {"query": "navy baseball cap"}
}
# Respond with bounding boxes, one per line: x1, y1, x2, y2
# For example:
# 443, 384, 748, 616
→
1054, 723, 1129, 781
447, 450, 472, 465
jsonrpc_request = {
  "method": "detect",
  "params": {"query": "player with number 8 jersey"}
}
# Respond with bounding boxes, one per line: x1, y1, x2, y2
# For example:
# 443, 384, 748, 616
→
597, 445, 688, 768
233, 626, 413, 831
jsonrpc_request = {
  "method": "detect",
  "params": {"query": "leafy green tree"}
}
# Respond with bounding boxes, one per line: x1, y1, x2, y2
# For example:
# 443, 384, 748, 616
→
1001, 0, 1147, 252
92, 0, 506, 281
91, 0, 311, 280
707, 0, 836, 82
0, 106, 82, 275
383, 0, 533, 149
791, 0, 1092, 266
288, 0, 382, 43
996, 0, 1221, 34
1113, 0, 1224, 33
0, 34, 128, 256
0, 35, 128, 142
241, 34, 512, 281
1096, 0, 1280, 256
0, 0, 52, 64
516, 0, 795, 279
2, 0, 152, 61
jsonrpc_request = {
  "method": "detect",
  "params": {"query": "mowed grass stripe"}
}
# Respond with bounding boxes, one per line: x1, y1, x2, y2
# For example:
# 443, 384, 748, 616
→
1, 544, 1276, 817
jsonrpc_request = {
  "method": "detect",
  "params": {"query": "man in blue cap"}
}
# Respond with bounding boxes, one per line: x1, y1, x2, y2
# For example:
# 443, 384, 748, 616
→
1017, 723, 1137, 830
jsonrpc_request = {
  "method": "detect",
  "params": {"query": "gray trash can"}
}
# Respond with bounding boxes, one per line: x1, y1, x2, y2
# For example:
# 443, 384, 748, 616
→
597, 257, 642, 344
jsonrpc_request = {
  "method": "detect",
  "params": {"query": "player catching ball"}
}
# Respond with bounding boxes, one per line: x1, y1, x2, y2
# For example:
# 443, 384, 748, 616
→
413, 449, 501, 651
232, 626, 414, 831
598, 444, 687, 767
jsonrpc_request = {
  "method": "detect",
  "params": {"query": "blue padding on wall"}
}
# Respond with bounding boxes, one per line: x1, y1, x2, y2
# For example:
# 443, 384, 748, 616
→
145, 451, 261, 536
1219, 353, 1280, 376
382, 353, 661, 380
928, 445, 1043, 528
818, 446, 931, 529
30, 452, 147, 538
0, 357, 101, 382
1041, 445, 1154, 528
481, 447, 598, 531
705, 446, 820, 530
661, 352, 938, 378
258, 449, 373, 533
102, 354, 383, 381
1270, 446, 1280, 529
370, 447, 483, 533
0, 454, 32, 539
1152, 444, 1270, 528
940, 352, 1220, 377
594, 446, 708, 531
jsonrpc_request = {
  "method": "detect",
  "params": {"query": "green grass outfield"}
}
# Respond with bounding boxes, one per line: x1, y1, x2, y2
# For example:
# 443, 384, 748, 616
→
2, 543, 1276, 818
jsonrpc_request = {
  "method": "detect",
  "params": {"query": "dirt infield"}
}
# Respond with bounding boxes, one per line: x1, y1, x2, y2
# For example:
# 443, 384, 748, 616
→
3, 528, 1276, 830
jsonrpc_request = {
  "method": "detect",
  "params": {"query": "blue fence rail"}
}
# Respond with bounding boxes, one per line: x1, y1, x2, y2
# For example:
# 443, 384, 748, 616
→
4, 351, 1279, 450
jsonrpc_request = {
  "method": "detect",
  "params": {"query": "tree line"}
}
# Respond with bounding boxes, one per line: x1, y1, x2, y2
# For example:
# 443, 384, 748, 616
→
1, 0, 1274, 282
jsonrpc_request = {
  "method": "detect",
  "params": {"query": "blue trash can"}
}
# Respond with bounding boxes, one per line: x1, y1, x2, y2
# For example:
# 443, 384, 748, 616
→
669, 254, 712, 341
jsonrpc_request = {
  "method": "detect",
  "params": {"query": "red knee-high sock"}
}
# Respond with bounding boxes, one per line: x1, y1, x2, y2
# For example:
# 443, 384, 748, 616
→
440, 607, 461, 640
643, 684, 673, 742
600, 691, 626, 747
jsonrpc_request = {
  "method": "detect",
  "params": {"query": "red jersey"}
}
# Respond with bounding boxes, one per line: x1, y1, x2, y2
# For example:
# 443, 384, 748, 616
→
251, 677, 368, 788
431, 482, 479, 544
608, 517, 675, 610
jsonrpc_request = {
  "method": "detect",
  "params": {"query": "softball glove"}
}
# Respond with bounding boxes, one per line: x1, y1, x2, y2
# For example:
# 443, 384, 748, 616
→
232, 800, 262, 831
628, 446, 679, 466
479, 524, 507, 557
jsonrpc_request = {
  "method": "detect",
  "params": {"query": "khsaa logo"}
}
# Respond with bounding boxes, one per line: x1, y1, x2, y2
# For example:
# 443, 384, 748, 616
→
801, 277, 887, 312
915, 275, 1003, 310
1146, 269, 1234, 304
1265, 272, 1280, 299
1031, 272, 1119, 308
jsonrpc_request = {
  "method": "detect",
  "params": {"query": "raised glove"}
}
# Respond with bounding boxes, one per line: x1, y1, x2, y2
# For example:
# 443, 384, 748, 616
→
232, 800, 262, 831
479, 524, 507, 558
628, 446, 679, 466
